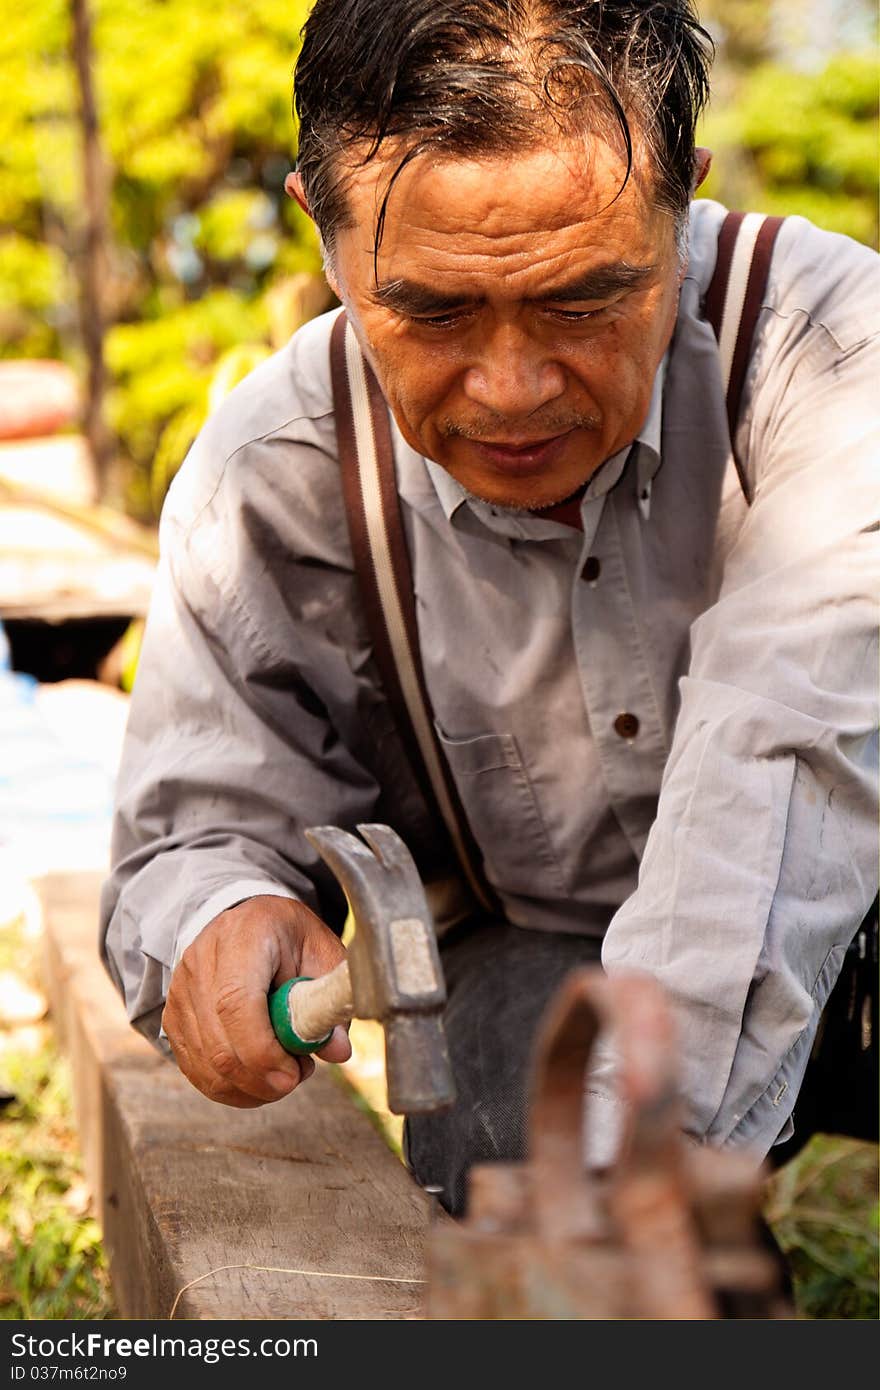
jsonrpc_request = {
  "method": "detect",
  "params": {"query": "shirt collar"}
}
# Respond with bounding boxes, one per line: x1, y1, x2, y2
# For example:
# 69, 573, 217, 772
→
424, 352, 667, 529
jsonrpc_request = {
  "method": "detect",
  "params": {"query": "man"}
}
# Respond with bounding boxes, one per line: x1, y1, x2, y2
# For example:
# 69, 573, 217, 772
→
101, 0, 878, 1216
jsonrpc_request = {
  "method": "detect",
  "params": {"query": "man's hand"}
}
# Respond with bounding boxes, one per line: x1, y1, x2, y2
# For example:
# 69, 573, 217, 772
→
163, 895, 352, 1107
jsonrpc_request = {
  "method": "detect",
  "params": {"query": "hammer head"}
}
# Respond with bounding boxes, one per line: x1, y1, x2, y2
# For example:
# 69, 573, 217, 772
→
304, 822, 456, 1115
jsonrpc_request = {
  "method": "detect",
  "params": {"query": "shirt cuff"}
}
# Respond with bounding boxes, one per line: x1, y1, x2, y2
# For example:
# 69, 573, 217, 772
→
171, 879, 300, 969
582, 1087, 707, 1170
582, 1087, 627, 1170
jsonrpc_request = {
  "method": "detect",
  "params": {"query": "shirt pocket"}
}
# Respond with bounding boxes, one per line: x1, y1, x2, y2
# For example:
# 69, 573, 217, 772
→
434, 725, 566, 899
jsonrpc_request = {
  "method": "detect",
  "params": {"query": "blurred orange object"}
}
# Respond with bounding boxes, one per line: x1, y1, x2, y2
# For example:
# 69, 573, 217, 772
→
0, 361, 80, 440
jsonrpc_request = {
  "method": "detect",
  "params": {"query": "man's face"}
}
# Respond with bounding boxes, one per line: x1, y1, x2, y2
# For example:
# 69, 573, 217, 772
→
323, 137, 684, 510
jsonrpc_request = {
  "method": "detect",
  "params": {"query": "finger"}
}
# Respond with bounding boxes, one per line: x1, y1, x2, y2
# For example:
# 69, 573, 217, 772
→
215, 1051, 314, 1103
184, 1023, 310, 1107
164, 1020, 270, 1107
172, 940, 304, 1104
209, 975, 307, 1101
316, 1023, 353, 1064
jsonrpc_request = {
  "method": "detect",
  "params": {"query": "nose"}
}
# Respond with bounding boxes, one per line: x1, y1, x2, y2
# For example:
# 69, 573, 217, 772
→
462, 322, 566, 418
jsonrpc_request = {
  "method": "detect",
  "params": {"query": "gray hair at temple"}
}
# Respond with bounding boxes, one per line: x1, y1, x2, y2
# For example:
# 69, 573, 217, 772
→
293, 0, 714, 268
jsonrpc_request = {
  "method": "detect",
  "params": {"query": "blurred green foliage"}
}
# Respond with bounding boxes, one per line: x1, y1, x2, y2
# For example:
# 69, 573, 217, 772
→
0, 0, 877, 517
699, 53, 879, 245
697, 2, 878, 243
0, 0, 327, 518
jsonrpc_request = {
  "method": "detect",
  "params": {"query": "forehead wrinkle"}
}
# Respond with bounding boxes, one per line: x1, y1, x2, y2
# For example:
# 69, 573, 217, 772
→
377, 224, 641, 293
365, 217, 580, 290
381, 203, 614, 265
373, 186, 660, 286
396, 180, 630, 245
346, 132, 656, 239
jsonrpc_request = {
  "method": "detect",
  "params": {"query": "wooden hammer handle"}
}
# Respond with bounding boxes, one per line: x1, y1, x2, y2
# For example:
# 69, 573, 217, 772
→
286, 959, 353, 1043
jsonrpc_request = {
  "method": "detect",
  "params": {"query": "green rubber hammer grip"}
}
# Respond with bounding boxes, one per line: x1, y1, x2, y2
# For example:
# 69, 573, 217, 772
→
268, 976, 334, 1055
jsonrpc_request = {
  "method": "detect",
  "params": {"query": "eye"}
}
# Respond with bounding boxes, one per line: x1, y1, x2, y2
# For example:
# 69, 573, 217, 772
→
545, 305, 609, 323
408, 308, 475, 329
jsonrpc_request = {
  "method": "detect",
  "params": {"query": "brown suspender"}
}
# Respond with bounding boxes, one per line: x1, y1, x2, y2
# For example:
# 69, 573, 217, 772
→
329, 313, 497, 912
330, 212, 784, 905
704, 211, 786, 503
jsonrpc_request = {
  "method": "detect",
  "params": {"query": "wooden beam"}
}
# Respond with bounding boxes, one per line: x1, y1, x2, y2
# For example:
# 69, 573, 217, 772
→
37, 871, 440, 1319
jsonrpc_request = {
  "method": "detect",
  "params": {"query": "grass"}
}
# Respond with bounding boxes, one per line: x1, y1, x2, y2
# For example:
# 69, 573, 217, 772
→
0, 896, 115, 1321
1, 888, 876, 1321
764, 1133, 879, 1319
0, 1049, 115, 1320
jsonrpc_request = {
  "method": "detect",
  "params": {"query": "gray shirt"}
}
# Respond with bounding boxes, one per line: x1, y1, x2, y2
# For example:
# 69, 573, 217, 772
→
101, 198, 879, 1161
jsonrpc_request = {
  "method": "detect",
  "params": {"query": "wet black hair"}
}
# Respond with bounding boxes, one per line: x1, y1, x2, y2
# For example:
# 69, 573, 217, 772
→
294, 1, 713, 260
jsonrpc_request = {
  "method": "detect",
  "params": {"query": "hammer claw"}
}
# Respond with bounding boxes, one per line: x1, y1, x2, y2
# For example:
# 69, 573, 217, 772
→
305, 823, 375, 871
356, 822, 415, 874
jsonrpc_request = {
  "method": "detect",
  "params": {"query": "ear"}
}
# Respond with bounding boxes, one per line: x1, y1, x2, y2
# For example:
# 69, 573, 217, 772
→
285, 171, 342, 298
693, 147, 713, 191
284, 170, 310, 215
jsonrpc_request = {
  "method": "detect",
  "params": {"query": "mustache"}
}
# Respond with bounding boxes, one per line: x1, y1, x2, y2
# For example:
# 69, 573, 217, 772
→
440, 412, 601, 440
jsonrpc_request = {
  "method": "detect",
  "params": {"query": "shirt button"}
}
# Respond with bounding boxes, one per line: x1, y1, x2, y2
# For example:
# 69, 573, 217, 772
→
581, 556, 601, 583
614, 712, 640, 739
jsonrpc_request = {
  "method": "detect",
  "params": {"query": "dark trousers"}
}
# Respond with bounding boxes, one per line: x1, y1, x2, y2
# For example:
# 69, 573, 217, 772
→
403, 918, 602, 1216
404, 902, 879, 1213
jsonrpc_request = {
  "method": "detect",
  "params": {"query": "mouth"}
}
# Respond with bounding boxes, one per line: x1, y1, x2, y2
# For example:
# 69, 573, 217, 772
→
465, 431, 574, 476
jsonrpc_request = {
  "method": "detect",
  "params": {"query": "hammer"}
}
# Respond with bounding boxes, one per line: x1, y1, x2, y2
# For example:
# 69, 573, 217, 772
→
267, 822, 456, 1115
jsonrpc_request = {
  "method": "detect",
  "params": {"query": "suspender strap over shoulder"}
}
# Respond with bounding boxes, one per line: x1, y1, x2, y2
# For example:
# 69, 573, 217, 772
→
330, 312, 497, 914
704, 210, 785, 503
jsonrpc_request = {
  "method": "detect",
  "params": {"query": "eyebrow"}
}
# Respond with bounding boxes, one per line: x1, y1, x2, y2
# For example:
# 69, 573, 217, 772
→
371, 263, 656, 314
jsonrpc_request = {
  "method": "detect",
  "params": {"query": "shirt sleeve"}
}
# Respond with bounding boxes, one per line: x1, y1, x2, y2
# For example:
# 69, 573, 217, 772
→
99, 424, 385, 1049
598, 223, 879, 1160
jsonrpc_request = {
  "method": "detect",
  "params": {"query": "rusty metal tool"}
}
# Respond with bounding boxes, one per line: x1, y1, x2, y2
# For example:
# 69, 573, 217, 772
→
267, 822, 455, 1115
427, 967, 792, 1319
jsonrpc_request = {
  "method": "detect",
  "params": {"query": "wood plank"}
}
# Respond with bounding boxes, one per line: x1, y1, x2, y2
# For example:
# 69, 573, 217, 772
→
37, 871, 440, 1320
